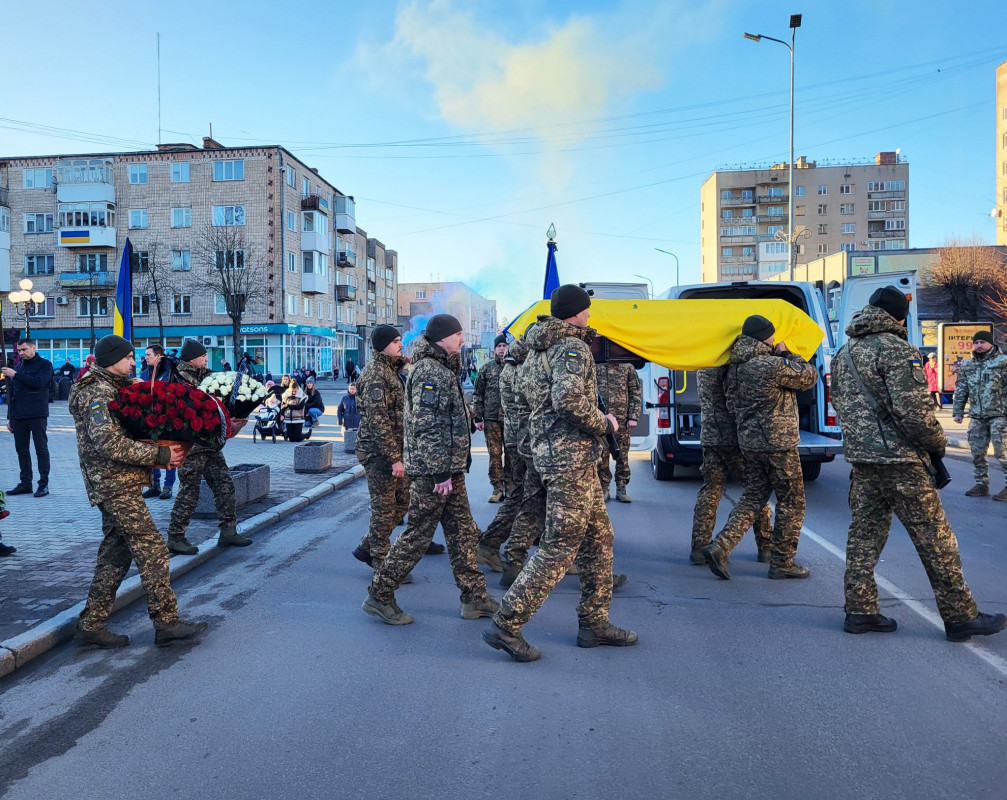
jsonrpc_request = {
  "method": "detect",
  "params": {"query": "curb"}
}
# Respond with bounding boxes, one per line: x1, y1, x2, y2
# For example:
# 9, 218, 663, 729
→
0, 464, 365, 680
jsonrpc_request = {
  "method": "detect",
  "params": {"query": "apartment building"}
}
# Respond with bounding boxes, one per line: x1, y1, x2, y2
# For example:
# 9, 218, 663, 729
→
396, 281, 498, 357
997, 60, 1007, 246
0, 138, 398, 375
700, 152, 910, 283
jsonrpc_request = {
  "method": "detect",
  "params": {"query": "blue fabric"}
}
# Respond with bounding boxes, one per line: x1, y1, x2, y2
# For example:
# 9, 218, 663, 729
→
153, 467, 176, 488
543, 241, 560, 299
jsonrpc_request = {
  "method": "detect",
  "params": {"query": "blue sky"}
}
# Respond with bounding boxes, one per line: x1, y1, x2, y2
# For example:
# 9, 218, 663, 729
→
3, 0, 1006, 322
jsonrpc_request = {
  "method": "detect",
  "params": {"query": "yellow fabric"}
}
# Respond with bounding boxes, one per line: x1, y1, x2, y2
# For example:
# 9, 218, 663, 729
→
507, 299, 824, 370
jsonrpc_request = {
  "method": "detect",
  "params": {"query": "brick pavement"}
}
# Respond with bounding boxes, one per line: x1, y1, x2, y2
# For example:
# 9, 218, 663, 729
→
0, 383, 359, 641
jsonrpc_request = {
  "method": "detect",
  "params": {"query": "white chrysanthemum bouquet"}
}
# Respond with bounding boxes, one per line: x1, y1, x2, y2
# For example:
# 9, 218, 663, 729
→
197, 371, 268, 420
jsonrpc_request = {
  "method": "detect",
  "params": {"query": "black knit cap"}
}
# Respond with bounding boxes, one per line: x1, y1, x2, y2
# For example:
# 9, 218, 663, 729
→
494, 334, 508, 348
868, 286, 909, 321
94, 335, 134, 368
551, 284, 592, 320
371, 324, 400, 352
424, 313, 463, 343
180, 338, 207, 362
973, 330, 994, 344
741, 314, 775, 341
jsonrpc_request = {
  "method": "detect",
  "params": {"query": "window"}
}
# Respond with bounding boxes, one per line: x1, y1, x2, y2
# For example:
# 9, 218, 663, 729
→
767, 225, 784, 236
286, 210, 296, 231
817, 185, 828, 195
303, 298, 311, 316
303, 212, 316, 232
133, 251, 150, 273
889, 200, 905, 211
286, 168, 296, 187
128, 164, 147, 184
722, 210, 733, 219
171, 162, 190, 182
741, 189, 753, 200
213, 160, 244, 181
722, 247, 734, 257
765, 242, 787, 254
841, 223, 856, 234
287, 293, 296, 314
721, 190, 732, 201
868, 200, 885, 212
795, 186, 805, 197
214, 249, 246, 270
767, 186, 783, 197
416, 290, 426, 299
885, 218, 906, 231
840, 184, 854, 194
818, 224, 828, 235
171, 249, 191, 271
25, 213, 54, 233
303, 252, 314, 273
171, 207, 191, 228
818, 243, 828, 255
132, 295, 151, 316
76, 253, 108, 272
172, 294, 191, 314
817, 204, 827, 215
767, 207, 784, 217
214, 294, 232, 315
212, 205, 245, 226
886, 240, 906, 250
129, 209, 148, 229
840, 242, 856, 252
302, 177, 311, 197
23, 168, 53, 189
742, 246, 755, 256
741, 208, 754, 219
288, 253, 296, 273
77, 296, 109, 317
25, 254, 55, 275
840, 203, 855, 215
58, 202, 114, 228
0, 207, 8, 233
720, 225, 756, 236
795, 205, 805, 216
30, 298, 55, 318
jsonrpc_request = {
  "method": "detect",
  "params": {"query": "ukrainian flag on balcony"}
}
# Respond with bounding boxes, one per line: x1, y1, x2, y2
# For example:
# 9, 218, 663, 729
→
113, 237, 133, 341
60, 230, 91, 244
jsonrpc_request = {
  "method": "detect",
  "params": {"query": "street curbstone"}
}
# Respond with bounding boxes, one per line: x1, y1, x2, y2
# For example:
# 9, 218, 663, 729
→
0, 647, 15, 679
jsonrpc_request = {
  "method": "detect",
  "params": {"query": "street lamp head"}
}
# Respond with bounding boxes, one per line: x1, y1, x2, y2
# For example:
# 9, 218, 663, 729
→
30, 291, 45, 304
789, 14, 802, 28
743, 32, 761, 41
9, 291, 25, 304
18, 278, 33, 291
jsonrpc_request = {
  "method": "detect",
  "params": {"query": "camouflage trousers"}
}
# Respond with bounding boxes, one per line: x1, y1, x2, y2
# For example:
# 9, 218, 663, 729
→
369, 473, 488, 604
480, 450, 527, 550
845, 462, 977, 623
167, 448, 237, 539
502, 457, 547, 569
597, 426, 632, 488
494, 464, 614, 634
80, 493, 180, 631
712, 449, 805, 568
484, 420, 508, 491
967, 416, 1007, 486
358, 462, 409, 564
691, 446, 772, 552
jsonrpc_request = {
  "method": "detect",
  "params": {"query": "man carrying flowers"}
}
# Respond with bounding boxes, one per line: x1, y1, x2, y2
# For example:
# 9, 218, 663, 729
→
69, 334, 207, 648
166, 339, 251, 555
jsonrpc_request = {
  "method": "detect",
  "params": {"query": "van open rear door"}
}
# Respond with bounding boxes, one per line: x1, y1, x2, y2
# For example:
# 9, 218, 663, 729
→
836, 272, 921, 348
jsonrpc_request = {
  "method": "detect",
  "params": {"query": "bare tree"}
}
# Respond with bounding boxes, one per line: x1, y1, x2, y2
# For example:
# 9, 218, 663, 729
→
130, 240, 175, 346
193, 222, 267, 365
922, 235, 1007, 322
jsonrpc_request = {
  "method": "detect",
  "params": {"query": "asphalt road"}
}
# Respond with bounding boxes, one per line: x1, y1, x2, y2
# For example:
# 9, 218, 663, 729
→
1, 447, 1006, 799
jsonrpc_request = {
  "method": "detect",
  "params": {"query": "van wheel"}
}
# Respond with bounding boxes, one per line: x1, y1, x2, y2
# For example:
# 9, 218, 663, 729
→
651, 450, 675, 481
801, 460, 822, 481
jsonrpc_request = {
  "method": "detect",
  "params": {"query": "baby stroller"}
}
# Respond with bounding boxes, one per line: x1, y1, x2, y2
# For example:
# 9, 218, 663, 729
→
252, 405, 285, 443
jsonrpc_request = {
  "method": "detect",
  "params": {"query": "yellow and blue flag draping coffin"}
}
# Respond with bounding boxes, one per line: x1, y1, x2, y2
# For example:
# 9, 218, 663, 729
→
507, 298, 824, 370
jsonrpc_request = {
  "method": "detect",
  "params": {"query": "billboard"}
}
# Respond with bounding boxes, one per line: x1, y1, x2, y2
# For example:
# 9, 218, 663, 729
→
937, 322, 994, 393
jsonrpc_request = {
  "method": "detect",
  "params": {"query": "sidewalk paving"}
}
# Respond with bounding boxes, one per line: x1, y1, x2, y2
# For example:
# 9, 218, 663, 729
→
0, 383, 359, 644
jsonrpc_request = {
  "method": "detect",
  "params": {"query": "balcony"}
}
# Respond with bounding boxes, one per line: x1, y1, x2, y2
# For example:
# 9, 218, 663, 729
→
336, 251, 356, 268
867, 210, 906, 220
720, 234, 756, 244
56, 158, 115, 204
59, 271, 111, 288
336, 284, 356, 302
301, 271, 329, 295
757, 194, 788, 204
721, 255, 757, 265
757, 214, 788, 224
301, 194, 326, 212
58, 225, 117, 248
300, 230, 329, 253
334, 196, 356, 234
868, 228, 906, 239
0, 187, 8, 206
721, 196, 755, 207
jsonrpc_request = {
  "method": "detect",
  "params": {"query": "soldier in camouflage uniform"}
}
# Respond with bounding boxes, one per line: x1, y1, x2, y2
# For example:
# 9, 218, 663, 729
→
166, 339, 251, 555
484, 286, 637, 662
596, 361, 642, 503
363, 314, 496, 625
703, 315, 817, 581
832, 286, 1006, 641
951, 330, 1007, 499
690, 367, 772, 565
473, 334, 509, 502
70, 335, 207, 648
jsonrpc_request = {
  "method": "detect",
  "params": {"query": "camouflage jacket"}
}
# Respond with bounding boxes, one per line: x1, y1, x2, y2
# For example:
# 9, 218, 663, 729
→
356, 352, 409, 468
596, 361, 643, 423
472, 356, 505, 421
726, 334, 817, 452
698, 366, 738, 447
499, 339, 529, 449
68, 364, 169, 506
403, 336, 471, 481
522, 315, 610, 473
832, 304, 946, 464
177, 361, 217, 454
952, 345, 1007, 419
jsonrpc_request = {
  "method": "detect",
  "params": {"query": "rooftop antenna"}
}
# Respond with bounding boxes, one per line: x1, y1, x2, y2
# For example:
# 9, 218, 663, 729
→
157, 33, 162, 144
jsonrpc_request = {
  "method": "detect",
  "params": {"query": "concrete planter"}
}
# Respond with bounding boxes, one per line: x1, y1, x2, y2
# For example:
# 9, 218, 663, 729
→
344, 428, 358, 454
194, 463, 270, 518
294, 441, 333, 474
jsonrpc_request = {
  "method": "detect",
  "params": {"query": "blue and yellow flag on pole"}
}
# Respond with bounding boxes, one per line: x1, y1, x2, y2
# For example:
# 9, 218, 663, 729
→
113, 237, 133, 341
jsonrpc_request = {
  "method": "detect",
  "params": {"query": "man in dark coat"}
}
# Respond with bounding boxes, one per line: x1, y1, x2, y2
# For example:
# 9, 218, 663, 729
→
3, 339, 54, 497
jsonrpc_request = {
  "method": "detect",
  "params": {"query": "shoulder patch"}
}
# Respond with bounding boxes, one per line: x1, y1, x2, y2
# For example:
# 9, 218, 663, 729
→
565, 350, 583, 375
420, 382, 438, 406
369, 385, 384, 401
89, 400, 106, 425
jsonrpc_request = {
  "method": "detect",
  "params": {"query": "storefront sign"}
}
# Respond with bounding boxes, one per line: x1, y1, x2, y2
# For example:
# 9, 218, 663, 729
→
850, 256, 875, 276
937, 322, 994, 393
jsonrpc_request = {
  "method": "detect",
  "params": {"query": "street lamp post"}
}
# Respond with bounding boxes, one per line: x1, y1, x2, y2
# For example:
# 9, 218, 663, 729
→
745, 13, 802, 281
7, 278, 46, 341
633, 273, 655, 299
653, 248, 680, 287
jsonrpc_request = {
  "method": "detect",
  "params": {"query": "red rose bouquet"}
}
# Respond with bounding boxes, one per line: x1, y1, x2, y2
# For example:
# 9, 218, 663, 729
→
108, 381, 230, 450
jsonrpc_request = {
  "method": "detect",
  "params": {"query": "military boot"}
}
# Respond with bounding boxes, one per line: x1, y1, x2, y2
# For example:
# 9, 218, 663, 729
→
616, 486, 631, 503
217, 525, 252, 548
603, 486, 611, 502
154, 620, 209, 647
482, 622, 541, 662
768, 562, 811, 579
757, 548, 772, 563
461, 596, 500, 620
167, 536, 198, 556
500, 561, 522, 588
141, 484, 161, 499
993, 487, 1007, 502
844, 613, 898, 634
965, 483, 989, 497
426, 541, 445, 555
362, 591, 414, 625
576, 622, 639, 648
352, 545, 374, 567
945, 611, 1007, 642
476, 544, 503, 572
612, 574, 628, 592
74, 621, 129, 649
703, 542, 730, 580
488, 488, 505, 503
689, 546, 707, 565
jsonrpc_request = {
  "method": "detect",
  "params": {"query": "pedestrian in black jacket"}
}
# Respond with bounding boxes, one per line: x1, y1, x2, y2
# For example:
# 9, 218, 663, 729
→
303, 377, 326, 429
338, 384, 361, 429
3, 340, 54, 497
